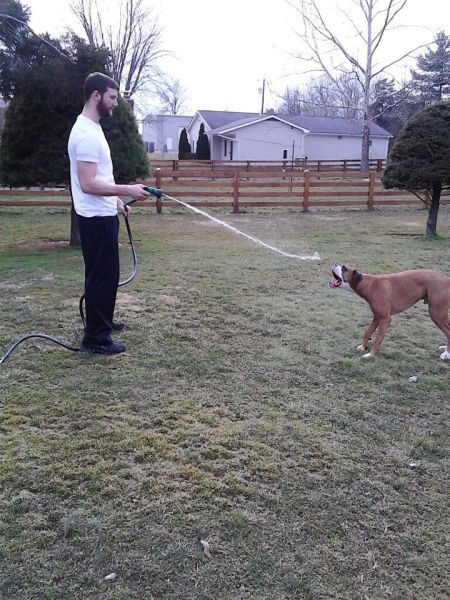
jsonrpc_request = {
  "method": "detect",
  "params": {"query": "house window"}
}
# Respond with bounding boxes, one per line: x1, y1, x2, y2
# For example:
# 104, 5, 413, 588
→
224, 139, 227, 157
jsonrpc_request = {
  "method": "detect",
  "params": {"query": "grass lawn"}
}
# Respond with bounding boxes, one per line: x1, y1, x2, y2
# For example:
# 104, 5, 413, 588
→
0, 203, 449, 600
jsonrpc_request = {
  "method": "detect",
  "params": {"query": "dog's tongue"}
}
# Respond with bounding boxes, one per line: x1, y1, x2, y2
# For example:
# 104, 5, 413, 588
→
328, 280, 341, 288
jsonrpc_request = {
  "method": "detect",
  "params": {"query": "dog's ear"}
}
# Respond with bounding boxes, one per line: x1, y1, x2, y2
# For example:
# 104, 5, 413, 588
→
352, 270, 363, 285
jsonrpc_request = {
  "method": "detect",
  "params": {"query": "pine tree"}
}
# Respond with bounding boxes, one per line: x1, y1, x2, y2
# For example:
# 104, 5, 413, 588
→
0, 29, 150, 245
0, 34, 107, 186
411, 31, 450, 104
0, 34, 149, 187
195, 123, 210, 160
178, 127, 191, 160
370, 78, 422, 139
101, 98, 149, 183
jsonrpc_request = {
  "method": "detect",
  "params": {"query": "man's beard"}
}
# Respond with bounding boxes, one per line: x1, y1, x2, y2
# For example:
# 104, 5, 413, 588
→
98, 97, 113, 119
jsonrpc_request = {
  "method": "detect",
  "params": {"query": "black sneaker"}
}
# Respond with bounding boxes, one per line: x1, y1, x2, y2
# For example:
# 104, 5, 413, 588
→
112, 320, 125, 331
80, 340, 126, 355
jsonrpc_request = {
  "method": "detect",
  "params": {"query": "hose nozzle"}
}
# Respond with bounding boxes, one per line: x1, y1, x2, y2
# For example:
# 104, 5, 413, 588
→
144, 186, 163, 198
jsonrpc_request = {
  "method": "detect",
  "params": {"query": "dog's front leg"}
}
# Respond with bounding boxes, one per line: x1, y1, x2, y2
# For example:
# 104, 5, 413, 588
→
362, 315, 391, 358
357, 315, 379, 354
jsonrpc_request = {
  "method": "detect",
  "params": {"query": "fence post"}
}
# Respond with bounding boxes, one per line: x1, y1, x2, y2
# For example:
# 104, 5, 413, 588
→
367, 171, 375, 211
232, 171, 240, 213
303, 170, 310, 212
155, 168, 163, 213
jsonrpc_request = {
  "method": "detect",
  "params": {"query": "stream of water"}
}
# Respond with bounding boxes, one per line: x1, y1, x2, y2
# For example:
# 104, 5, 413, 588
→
162, 193, 320, 261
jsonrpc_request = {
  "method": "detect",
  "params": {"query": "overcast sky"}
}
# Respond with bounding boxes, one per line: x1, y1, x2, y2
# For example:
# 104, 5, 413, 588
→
23, 0, 449, 115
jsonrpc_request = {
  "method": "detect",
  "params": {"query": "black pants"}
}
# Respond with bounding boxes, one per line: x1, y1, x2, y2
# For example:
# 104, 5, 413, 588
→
77, 215, 120, 345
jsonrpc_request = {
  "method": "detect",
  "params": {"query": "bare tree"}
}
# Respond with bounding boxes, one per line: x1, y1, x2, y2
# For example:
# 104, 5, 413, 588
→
70, 0, 166, 97
279, 73, 363, 117
288, 0, 432, 170
155, 77, 188, 114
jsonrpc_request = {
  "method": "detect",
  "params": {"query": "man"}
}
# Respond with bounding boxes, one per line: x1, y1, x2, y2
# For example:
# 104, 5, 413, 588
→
68, 72, 149, 355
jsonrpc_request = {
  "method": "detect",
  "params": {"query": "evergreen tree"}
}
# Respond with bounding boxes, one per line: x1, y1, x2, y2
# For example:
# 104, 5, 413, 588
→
0, 0, 67, 99
101, 97, 149, 183
0, 36, 109, 186
195, 122, 210, 160
178, 127, 191, 159
0, 26, 149, 244
370, 78, 422, 139
0, 31, 148, 187
411, 31, 450, 105
382, 101, 450, 236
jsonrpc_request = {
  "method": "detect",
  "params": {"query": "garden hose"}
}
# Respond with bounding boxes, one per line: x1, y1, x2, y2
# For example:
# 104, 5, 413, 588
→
1, 184, 320, 363
0, 187, 163, 364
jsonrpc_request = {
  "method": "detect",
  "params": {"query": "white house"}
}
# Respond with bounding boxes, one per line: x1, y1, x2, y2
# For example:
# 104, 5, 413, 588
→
186, 111, 392, 161
142, 113, 193, 154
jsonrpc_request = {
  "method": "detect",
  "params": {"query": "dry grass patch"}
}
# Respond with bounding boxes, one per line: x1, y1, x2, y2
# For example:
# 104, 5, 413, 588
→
0, 204, 449, 599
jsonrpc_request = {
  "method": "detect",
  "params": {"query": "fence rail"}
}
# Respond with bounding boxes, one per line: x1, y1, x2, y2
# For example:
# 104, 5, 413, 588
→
1, 170, 448, 212
148, 158, 386, 176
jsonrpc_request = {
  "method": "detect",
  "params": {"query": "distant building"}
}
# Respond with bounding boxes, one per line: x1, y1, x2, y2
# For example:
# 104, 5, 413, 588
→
142, 114, 193, 154
141, 109, 392, 161
186, 111, 392, 161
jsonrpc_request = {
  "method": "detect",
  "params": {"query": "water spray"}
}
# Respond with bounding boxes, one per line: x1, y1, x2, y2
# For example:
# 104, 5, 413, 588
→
145, 188, 320, 262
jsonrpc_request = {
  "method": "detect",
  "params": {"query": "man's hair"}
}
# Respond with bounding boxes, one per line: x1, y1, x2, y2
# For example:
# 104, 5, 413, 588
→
84, 72, 119, 103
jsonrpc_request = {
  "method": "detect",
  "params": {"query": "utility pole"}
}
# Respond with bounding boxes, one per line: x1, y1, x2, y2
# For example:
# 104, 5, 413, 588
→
260, 79, 265, 114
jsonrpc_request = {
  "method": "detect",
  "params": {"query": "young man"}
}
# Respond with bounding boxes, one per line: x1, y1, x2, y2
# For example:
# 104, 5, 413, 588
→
68, 72, 149, 354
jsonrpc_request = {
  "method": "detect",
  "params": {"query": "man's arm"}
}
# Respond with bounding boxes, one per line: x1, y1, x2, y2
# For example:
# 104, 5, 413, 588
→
77, 161, 150, 201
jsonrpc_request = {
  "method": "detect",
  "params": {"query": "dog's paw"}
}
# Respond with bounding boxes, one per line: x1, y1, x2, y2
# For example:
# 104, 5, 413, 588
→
439, 349, 450, 360
356, 344, 367, 352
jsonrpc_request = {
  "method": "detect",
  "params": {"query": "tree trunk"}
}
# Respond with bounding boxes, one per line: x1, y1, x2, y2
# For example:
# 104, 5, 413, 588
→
360, 2, 372, 173
360, 117, 370, 172
425, 183, 441, 237
69, 189, 81, 246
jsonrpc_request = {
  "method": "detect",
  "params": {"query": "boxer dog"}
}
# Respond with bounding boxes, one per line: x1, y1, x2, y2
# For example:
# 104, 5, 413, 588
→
329, 264, 450, 359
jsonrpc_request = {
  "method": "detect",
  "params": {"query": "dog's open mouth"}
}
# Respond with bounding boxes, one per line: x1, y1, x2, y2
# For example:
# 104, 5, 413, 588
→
328, 272, 342, 288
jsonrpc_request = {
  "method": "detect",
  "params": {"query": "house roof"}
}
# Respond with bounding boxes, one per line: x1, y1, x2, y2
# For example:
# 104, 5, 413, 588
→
286, 114, 391, 137
195, 110, 392, 138
195, 110, 260, 130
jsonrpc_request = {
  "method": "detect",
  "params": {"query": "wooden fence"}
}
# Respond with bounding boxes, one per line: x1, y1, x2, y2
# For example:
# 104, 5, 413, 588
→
148, 158, 386, 176
1, 169, 447, 213
149, 169, 446, 213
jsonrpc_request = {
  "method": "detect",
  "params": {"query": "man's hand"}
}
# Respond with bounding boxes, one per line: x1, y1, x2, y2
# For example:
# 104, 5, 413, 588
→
126, 184, 151, 201
117, 198, 131, 217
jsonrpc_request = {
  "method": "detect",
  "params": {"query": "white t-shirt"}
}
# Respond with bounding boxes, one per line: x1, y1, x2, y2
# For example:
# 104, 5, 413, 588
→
68, 114, 118, 217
